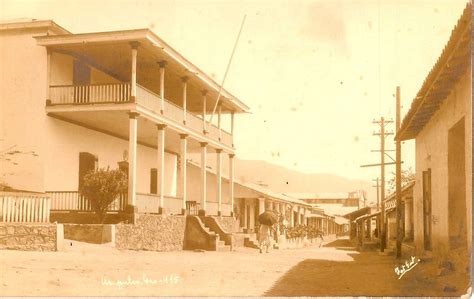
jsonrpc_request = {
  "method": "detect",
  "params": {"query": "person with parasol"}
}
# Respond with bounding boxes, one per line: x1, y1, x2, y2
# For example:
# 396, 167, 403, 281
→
258, 210, 278, 253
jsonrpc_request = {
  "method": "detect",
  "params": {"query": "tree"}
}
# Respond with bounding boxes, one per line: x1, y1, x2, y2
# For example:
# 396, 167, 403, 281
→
387, 167, 415, 194
79, 168, 128, 223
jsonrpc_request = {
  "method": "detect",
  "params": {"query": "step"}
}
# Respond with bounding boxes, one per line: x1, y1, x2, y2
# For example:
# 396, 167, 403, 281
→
216, 245, 231, 252
244, 237, 260, 249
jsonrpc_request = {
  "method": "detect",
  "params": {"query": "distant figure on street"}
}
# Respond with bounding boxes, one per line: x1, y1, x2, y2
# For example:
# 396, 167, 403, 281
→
259, 224, 273, 253
317, 229, 324, 248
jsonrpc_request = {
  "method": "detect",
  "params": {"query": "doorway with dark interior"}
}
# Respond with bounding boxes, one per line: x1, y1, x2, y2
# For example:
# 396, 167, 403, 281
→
448, 118, 467, 249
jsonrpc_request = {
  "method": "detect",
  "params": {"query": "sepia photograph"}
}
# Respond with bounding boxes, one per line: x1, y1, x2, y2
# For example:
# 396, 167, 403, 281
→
0, 0, 472, 297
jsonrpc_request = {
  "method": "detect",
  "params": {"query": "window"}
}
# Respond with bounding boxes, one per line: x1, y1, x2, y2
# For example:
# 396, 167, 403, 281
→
150, 168, 157, 194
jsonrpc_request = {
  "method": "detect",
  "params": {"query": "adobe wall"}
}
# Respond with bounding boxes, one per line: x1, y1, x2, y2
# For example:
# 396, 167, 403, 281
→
413, 69, 472, 255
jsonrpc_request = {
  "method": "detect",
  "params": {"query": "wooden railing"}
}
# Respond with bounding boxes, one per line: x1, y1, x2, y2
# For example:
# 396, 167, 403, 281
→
49, 83, 131, 104
47, 191, 126, 212
48, 83, 233, 147
186, 201, 200, 215
385, 197, 396, 211
0, 192, 51, 223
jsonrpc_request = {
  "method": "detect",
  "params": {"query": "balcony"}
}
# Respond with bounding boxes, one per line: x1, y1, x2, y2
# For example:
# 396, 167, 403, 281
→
48, 83, 233, 148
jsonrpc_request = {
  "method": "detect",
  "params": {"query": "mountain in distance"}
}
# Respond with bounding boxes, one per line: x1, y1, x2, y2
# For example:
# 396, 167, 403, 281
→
235, 159, 376, 202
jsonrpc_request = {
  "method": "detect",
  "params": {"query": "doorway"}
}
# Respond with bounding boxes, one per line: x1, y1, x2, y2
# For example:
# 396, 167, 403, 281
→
422, 169, 432, 250
448, 118, 466, 249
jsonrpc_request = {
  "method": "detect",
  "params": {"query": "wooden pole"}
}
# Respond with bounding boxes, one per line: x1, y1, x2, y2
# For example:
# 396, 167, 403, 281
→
380, 117, 386, 252
395, 86, 402, 258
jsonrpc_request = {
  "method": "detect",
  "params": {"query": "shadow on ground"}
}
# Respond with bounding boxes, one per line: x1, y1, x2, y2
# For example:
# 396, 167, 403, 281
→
322, 238, 355, 251
264, 239, 468, 297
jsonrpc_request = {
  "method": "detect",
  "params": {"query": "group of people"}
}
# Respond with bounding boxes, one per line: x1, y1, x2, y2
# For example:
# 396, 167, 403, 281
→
257, 222, 326, 253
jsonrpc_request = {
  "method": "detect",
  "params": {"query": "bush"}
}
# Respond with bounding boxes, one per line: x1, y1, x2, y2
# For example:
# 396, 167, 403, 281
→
79, 168, 127, 223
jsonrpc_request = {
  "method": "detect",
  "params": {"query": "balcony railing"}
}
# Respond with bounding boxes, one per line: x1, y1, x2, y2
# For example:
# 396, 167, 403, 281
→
47, 191, 126, 212
49, 83, 131, 104
47, 191, 185, 215
49, 83, 233, 147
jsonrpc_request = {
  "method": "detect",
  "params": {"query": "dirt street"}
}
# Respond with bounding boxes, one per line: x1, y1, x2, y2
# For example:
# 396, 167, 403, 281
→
0, 238, 470, 296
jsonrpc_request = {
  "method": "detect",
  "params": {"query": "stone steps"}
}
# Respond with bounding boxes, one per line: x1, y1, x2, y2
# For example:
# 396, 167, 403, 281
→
244, 236, 260, 249
216, 244, 231, 252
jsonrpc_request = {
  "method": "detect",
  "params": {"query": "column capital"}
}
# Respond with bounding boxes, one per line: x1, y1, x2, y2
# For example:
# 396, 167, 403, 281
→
179, 133, 189, 139
156, 124, 167, 130
128, 112, 140, 119
200, 142, 208, 147
215, 148, 223, 153
129, 41, 140, 50
228, 153, 235, 158
158, 60, 168, 68
181, 76, 189, 83
201, 89, 208, 96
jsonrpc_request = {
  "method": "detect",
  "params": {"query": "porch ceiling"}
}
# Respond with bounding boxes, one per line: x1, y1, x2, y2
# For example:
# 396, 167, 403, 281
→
35, 30, 250, 114
46, 108, 207, 154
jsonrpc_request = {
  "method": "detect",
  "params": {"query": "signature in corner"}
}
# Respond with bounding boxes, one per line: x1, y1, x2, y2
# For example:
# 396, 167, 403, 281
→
394, 256, 420, 279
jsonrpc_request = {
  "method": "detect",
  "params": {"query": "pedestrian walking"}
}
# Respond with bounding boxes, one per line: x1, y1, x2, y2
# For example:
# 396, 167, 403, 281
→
317, 229, 324, 248
259, 224, 273, 253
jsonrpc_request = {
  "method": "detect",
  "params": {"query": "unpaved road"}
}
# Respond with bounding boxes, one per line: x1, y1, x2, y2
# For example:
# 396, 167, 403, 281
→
0, 238, 469, 296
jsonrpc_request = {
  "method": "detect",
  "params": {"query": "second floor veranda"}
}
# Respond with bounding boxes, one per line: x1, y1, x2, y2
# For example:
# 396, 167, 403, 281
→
37, 28, 250, 150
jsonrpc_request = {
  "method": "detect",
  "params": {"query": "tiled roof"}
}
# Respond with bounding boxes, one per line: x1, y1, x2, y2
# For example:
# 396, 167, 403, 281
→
397, 3, 471, 140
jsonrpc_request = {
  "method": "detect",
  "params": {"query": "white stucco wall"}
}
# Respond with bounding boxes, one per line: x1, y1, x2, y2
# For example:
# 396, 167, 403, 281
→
44, 117, 178, 196
0, 29, 48, 191
186, 161, 231, 215
413, 68, 471, 255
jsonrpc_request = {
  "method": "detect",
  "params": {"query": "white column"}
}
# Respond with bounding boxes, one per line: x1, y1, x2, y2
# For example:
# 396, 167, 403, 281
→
230, 111, 235, 147
229, 153, 235, 216
159, 60, 167, 113
128, 112, 139, 207
200, 142, 207, 214
216, 149, 222, 216
243, 199, 248, 228
258, 197, 265, 215
180, 134, 188, 214
290, 205, 294, 227
157, 124, 166, 214
231, 111, 235, 135
298, 207, 302, 225
130, 42, 139, 102
46, 49, 51, 103
218, 104, 222, 140
202, 90, 207, 133
182, 76, 188, 124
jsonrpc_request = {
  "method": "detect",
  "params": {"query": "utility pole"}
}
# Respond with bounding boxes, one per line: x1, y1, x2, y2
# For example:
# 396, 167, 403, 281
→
395, 86, 402, 258
373, 117, 393, 252
372, 178, 380, 210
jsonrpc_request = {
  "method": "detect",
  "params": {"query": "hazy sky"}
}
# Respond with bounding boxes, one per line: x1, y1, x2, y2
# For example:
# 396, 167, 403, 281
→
1, 0, 469, 182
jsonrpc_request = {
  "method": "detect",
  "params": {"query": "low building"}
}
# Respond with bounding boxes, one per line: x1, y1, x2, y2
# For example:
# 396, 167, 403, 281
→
395, 4, 471, 256
383, 182, 415, 251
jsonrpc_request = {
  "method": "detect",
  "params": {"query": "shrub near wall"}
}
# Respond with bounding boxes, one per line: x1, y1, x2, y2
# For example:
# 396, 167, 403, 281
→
0, 223, 59, 251
115, 214, 186, 251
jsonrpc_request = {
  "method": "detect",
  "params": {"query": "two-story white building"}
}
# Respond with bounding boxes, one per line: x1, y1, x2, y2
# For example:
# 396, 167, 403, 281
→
0, 19, 250, 221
